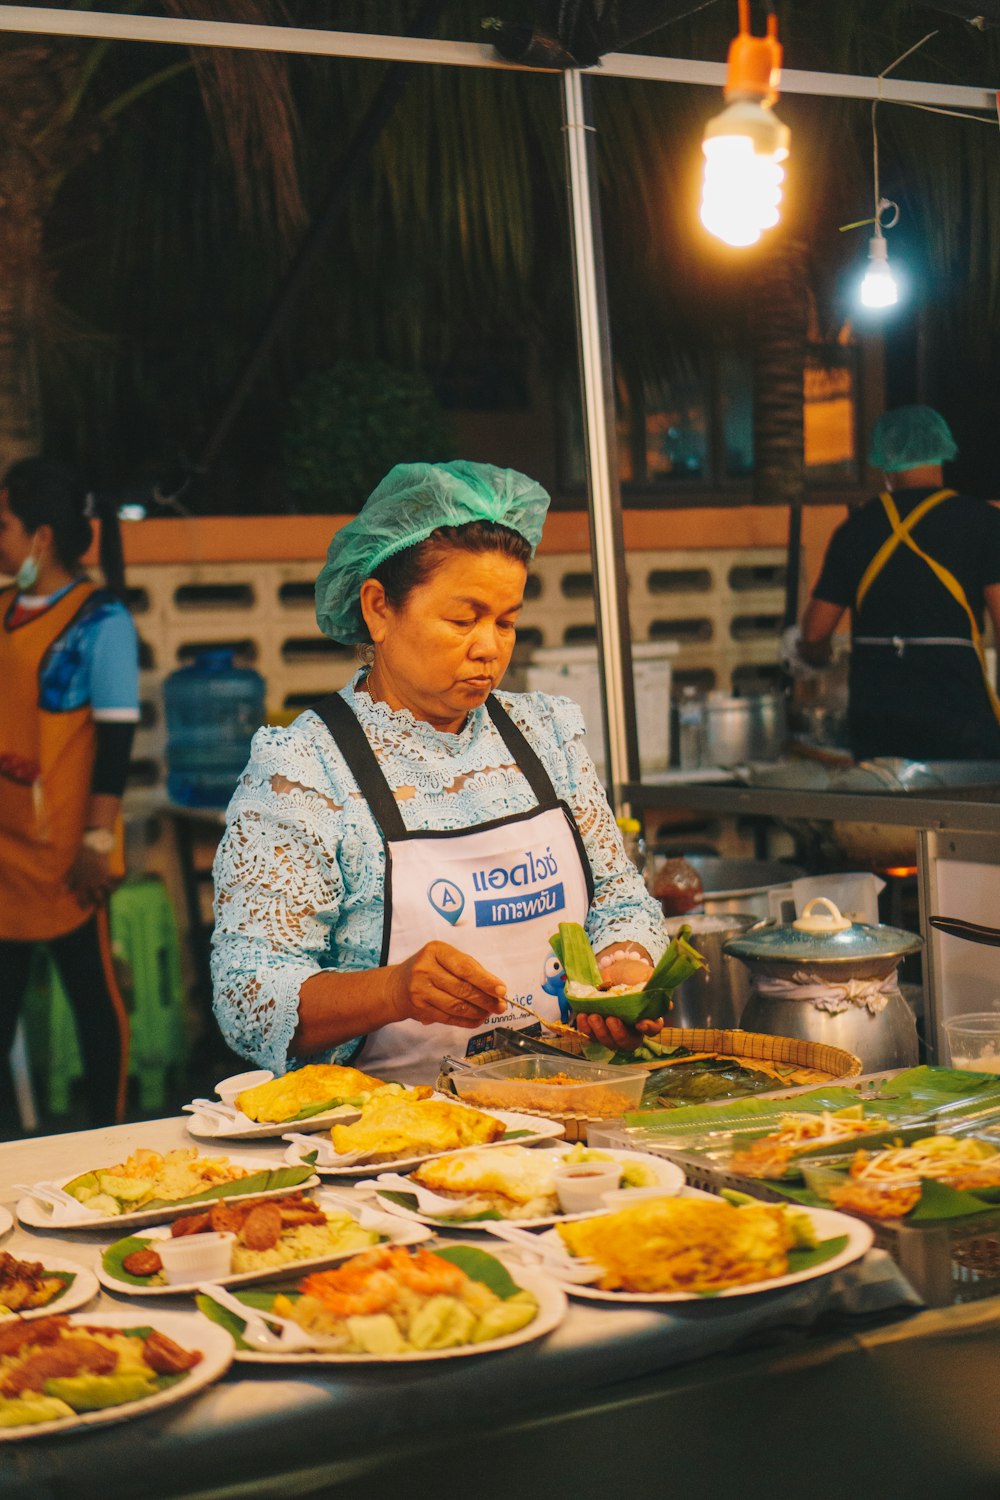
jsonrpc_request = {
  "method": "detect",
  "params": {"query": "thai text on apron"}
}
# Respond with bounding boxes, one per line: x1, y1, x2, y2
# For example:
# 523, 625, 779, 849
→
314, 692, 593, 1084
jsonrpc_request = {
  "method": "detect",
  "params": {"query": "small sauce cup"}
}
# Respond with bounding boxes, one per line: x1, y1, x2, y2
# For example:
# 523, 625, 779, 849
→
216, 1069, 274, 1108
553, 1161, 623, 1215
157, 1231, 236, 1285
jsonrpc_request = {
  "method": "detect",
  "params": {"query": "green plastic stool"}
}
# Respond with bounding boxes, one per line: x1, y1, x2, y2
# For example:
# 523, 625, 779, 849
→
22, 876, 189, 1115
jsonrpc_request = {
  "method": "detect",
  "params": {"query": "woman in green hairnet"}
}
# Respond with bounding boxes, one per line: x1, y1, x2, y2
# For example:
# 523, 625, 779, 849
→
211, 461, 666, 1083
794, 405, 1000, 760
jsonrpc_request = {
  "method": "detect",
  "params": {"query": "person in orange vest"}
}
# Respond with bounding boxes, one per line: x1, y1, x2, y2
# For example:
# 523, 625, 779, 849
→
0, 460, 137, 1126
793, 405, 1000, 760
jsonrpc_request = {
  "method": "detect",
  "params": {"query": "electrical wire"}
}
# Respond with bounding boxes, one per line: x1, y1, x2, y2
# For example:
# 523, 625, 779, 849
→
872, 30, 940, 235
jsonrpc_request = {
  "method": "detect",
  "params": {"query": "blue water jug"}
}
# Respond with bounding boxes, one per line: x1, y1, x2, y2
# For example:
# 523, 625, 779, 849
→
163, 649, 266, 807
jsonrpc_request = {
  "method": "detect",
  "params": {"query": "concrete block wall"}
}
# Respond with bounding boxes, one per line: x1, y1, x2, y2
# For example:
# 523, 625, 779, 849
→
125, 544, 789, 796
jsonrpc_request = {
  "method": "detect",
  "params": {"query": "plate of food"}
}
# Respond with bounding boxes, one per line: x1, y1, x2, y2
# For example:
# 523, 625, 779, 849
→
0, 1310, 233, 1440
195, 1243, 566, 1363
98, 1189, 430, 1296
184, 1064, 426, 1141
721, 1108, 916, 1180
16, 1149, 319, 1232
282, 1092, 565, 1176
534, 1194, 873, 1302
809, 1134, 1000, 1221
366, 1143, 684, 1227
0, 1251, 99, 1321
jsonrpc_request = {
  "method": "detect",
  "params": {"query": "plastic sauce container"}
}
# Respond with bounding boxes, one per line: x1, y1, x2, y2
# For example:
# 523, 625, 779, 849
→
216, 1069, 274, 1108
157, 1231, 236, 1285
553, 1161, 623, 1214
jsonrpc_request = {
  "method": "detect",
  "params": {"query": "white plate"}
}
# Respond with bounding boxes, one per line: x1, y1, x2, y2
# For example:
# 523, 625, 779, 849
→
16, 1155, 320, 1232
0, 1256, 99, 1320
97, 1191, 432, 1296
0, 1309, 233, 1441
185, 1103, 362, 1141
370, 1147, 684, 1229
536, 1203, 874, 1302
0, 1207, 12, 1238
202, 1260, 566, 1364
282, 1107, 567, 1176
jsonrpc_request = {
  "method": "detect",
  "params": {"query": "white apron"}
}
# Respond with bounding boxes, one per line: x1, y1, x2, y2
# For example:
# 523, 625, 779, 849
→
315, 693, 593, 1084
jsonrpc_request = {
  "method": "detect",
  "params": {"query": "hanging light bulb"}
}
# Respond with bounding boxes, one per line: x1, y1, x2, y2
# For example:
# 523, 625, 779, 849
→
701, 1, 789, 248
860, 233, 899, 309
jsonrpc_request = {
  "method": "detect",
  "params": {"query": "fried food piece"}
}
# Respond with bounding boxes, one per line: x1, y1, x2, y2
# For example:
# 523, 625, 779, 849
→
170, 1211, 213, 1238
121, 1249, 164, 1278
0, 1316, 69, 1359
558, 1196, 793, 1294
331, 1093, 505, 1161
0, 1251, 65, 1312
299, 1247, 468, 1318
3, 1337, 117, 1397
208, 1202, 247, 1235
236, 1064, 391, 1123
140, 1330, 202, 1375
239, 1203, 283, 1251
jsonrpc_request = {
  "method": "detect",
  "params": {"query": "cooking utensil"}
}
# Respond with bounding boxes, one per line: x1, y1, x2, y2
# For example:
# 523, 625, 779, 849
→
502, 995, 585, 1039
929, 916, 1000, 949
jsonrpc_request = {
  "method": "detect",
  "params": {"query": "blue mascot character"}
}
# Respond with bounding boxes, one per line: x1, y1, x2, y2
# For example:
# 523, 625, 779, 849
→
540, 951, 570, 1024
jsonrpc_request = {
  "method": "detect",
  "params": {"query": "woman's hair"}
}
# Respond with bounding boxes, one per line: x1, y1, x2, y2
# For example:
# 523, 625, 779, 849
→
370, 519, 531, 612
5, 457, 126, 596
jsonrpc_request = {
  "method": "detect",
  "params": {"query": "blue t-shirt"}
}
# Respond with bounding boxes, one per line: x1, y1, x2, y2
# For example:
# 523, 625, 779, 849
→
28, 579, 139, 720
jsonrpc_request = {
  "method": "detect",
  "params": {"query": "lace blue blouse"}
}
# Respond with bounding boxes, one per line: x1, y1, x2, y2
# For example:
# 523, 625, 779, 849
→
211, 672, 666, 1074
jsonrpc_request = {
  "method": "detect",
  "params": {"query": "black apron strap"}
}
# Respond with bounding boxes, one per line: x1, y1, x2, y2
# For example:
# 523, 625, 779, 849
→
312, 692, 407, 841
485, 695, 559, 810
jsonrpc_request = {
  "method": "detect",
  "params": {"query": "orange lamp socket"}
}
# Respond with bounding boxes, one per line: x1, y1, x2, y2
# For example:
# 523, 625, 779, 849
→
725, 13, 782, 106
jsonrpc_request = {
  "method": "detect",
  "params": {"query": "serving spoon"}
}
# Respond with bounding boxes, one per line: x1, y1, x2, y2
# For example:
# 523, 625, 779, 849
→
929, 916, 1000, 949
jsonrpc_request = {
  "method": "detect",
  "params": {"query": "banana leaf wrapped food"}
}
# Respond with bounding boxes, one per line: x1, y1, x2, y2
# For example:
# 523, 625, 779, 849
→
550, 922, 707, 1024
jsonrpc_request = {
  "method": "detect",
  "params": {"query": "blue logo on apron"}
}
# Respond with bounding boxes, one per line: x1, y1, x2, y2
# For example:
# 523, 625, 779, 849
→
427, 878, 465, 925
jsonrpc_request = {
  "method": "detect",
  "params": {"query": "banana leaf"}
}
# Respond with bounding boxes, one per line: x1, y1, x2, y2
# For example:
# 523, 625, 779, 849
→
103, 1235, 157, 1286
142, 1164, 313, 1212
551, 922, 707, 1024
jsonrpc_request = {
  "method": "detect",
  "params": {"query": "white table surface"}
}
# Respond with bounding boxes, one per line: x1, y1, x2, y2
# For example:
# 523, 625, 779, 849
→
0, 1115, 922, 1500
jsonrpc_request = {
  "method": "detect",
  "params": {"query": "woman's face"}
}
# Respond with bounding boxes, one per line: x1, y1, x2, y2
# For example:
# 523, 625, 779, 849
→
362, 547, 527, 731
0, 489, 34, 578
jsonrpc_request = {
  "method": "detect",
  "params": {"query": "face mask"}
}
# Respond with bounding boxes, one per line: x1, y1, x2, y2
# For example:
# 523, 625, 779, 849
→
15, 548, 39, 592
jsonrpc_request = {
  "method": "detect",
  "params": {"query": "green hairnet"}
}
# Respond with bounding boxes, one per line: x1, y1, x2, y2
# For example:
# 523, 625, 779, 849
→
315, 460, 550, 643
869, 405, 958, 472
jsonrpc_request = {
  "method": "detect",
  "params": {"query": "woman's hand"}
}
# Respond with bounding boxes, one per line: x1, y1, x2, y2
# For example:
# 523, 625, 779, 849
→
388, 941, 507, 1030
66, 846, 121, 908
576, 942, 660, 1052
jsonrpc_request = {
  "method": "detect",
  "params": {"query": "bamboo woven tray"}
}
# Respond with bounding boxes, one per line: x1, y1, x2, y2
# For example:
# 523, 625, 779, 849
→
436, 1029, 861, 1144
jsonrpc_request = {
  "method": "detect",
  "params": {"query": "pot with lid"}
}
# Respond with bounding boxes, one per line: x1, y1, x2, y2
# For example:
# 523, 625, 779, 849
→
725, 897, 923, 1070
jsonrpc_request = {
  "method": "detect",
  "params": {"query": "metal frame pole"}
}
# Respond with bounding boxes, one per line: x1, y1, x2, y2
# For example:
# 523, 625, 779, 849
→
561, 68, 639, 807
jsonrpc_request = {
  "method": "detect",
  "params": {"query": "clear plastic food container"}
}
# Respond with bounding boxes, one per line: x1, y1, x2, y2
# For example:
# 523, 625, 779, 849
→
451, 1055, 647, 1118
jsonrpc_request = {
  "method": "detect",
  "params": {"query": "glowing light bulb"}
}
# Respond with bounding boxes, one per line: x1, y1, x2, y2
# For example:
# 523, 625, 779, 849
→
700, 99, 789, 248
860, 235, 898, 309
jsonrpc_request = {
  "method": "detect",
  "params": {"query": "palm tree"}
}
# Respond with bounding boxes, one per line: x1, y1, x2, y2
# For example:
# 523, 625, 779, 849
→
23, 0, 1000, 500
3, 0, 303, 478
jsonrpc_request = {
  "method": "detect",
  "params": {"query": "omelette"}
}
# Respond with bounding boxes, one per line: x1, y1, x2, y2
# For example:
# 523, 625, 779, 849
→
330, 1093, 505, 1162
410, 1146, 572, 1219
236, 1063, 406, 1123
557, 1196, 794, 1293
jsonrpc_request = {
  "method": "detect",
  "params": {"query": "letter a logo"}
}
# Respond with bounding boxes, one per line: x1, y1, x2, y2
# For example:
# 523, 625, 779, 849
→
427, 878, 465, 926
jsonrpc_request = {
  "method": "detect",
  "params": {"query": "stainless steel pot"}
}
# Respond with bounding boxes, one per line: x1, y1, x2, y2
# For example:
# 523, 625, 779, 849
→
703, 692, 787, 765
662, 913, 757, 1028
725, 898, 923, 1070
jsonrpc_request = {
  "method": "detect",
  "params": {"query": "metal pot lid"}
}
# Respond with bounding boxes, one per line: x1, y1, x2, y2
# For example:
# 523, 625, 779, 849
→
724, 897, 923, 964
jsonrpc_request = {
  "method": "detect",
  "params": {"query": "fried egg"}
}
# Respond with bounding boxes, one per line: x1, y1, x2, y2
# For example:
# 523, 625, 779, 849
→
412, 1146, 570, 1216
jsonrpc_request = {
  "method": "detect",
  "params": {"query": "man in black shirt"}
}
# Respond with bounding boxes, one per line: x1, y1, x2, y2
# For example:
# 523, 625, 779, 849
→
797, 405, 1000, 760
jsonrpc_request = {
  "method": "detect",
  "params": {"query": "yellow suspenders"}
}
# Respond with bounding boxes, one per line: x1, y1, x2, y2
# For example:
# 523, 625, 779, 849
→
855, 488, 1000, 728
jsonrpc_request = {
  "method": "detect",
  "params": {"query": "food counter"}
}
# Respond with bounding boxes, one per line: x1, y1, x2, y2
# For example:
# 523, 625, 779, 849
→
4, 1115, 1000, 1500
627, 777, 1000, 1064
